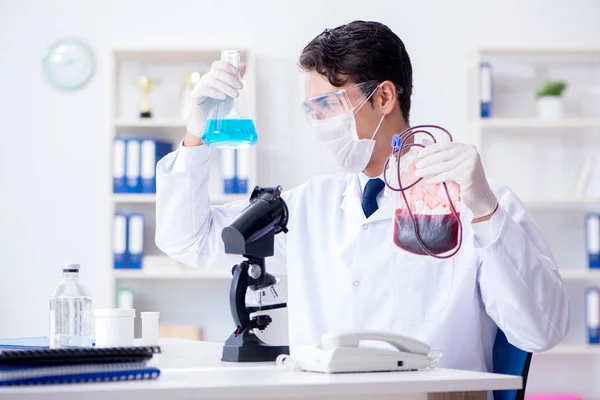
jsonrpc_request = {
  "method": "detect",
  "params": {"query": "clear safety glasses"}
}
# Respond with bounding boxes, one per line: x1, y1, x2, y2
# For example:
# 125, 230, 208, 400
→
302, 81, 380, 125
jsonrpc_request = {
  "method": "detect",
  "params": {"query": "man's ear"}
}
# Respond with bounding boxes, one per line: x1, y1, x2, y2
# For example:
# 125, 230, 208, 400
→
376, 81, 397, 114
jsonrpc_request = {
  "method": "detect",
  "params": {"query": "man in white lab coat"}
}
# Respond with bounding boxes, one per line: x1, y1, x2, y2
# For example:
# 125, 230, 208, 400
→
155, 21, 569, 372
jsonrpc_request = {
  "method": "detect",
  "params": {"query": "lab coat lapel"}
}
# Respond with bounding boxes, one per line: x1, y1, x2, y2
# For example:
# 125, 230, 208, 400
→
340, 174, 365, 220
340, 174, 393, 223
367, 194, 393, 223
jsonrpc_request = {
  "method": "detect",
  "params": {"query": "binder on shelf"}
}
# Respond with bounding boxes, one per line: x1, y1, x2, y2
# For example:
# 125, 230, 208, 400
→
221, 149, 250, 194
585, 287, 599, 344
586, 213, 600, 269
141, 139, 172, 193
113, 213, 128, 269
222, 149, 236, 194
127, 213, 144, 269
125, 139, 141, 193
112, 138, 127, 193
237, 148, 249, 194
480, 62, 492, 118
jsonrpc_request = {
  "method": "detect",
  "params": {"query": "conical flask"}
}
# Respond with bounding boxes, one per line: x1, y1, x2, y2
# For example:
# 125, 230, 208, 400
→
202, 50, 258, 149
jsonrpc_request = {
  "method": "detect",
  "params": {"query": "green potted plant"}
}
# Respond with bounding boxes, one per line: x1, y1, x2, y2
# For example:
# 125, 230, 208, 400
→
535, 80, 567, 120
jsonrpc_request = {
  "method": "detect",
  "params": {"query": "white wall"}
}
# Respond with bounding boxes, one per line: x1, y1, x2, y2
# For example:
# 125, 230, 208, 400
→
1, 0, 600, 394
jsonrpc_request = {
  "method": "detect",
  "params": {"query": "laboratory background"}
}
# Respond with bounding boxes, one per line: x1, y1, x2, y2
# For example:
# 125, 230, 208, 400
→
1, 0, 600, 396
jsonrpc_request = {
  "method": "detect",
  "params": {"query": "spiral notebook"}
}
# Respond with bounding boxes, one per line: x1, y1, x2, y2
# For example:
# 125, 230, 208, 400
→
0, 362, 160, 386
0, 345, 161, 366
0, 346, 161, 386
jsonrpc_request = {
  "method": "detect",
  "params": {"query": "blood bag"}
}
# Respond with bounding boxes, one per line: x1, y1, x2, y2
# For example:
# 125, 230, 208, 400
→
384, 126, 463, 258
202, 50, 258, 149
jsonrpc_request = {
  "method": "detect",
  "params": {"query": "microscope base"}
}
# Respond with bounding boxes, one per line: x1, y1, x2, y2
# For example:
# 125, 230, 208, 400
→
221, 331, 289, 362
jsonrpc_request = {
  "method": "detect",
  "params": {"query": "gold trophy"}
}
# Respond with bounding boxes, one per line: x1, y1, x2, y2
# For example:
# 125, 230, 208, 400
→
180, 72, 202, 120
135, 76, 154, 118
185, 72, 201, 91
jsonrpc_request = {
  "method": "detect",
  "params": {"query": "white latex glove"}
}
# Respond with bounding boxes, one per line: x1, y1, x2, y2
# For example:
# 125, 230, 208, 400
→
413, 142, 498, 219
186, 60, 246, 137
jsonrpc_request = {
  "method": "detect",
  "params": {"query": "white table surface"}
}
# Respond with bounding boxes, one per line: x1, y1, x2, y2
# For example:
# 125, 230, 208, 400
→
0, 339, 521, 400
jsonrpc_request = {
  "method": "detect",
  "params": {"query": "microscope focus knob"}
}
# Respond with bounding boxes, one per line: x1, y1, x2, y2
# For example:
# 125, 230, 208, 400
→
251, 315, 273, 331
248, 264, 262, 279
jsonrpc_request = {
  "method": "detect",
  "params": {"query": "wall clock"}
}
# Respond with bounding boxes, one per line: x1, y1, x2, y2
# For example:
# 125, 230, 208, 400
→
42, 39, 95, 91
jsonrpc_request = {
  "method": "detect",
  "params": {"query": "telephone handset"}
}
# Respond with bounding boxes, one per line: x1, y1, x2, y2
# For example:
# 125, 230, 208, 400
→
280, 331, 441, 373
321, 331, 431, 355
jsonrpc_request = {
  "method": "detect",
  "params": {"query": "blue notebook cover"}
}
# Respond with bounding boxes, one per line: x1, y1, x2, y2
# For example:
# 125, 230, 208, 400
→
0, 362, 160, 386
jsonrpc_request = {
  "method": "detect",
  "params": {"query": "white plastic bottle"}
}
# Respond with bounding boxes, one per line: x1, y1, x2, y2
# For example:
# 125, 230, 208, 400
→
141, 312, 160, 346
49, 264, 93, 348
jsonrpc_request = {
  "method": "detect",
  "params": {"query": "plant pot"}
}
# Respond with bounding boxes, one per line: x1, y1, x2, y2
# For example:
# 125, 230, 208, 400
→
536, 96, 564, 120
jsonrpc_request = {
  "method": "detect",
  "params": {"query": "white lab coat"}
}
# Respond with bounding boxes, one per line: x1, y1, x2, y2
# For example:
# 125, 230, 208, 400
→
155, 143, 569, 373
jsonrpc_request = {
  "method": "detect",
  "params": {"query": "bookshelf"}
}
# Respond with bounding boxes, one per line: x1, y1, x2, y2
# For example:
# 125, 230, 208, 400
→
470, 48, 600, 205
109, 49, 258, 337
469, 50, 600, 390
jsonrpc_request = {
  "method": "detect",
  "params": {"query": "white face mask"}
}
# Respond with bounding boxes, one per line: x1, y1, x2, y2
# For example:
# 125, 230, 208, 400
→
312, 103, 386, 174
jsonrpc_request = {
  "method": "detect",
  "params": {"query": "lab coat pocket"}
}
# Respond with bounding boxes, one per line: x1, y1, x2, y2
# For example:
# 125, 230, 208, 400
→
393, 251, 455, 322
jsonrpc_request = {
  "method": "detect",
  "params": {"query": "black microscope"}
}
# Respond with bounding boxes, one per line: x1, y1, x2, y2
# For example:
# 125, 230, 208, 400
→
220, 185, 290, 362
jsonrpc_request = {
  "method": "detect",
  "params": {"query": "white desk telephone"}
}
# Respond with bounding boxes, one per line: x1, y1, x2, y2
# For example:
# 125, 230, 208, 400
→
278, 331, 441, 373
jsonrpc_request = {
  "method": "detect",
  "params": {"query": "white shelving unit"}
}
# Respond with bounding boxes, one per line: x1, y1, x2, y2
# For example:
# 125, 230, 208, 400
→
113, 193, 248, 205
470, 48, 600, 393
472, 118, 600, 129
113, 194, 157, 204
113, 267, 231, 280
470, 48, 600, 204
113, 119, 187, 128
523, 198, 600, 209
109, 49, 259, 336
559, 268, 600, 281
540, 344, 600, 355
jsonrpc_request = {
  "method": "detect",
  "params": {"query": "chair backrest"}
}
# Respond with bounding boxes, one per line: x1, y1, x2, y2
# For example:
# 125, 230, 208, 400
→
492, 329, 533, 400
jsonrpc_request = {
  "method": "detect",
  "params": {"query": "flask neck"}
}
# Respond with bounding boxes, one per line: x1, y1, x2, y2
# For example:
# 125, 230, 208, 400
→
221, 50, 240, 69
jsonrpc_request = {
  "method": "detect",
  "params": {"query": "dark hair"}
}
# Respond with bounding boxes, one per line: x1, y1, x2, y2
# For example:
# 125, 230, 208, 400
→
299, 20, 413, 123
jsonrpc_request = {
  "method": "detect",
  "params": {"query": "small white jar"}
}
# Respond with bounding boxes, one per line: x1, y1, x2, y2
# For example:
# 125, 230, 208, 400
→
94, 308, 135, 347
141, 312, 160, 346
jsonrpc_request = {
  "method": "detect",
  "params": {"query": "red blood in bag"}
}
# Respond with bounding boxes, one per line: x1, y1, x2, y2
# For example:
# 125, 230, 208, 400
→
393, 209, 460, 255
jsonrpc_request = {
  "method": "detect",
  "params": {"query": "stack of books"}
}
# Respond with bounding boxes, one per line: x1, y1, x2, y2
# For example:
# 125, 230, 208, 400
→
0, 340, 161, 386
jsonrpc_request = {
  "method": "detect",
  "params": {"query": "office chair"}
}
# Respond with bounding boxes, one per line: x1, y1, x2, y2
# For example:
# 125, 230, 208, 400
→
492, 329, 533, 400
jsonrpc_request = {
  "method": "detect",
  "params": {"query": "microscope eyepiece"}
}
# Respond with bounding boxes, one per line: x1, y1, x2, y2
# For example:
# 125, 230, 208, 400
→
221, 186, 289, 258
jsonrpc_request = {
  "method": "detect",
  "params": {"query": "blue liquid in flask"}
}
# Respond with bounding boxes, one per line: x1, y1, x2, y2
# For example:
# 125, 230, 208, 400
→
202, 119, 258, 148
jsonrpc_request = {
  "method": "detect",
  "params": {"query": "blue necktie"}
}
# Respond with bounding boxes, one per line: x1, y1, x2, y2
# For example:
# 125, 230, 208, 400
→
361, 178, 385, 218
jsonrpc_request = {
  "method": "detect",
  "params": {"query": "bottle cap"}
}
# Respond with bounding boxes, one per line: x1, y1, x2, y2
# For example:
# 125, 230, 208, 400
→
141, 312, 160, 319
62, 263, 80, 272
